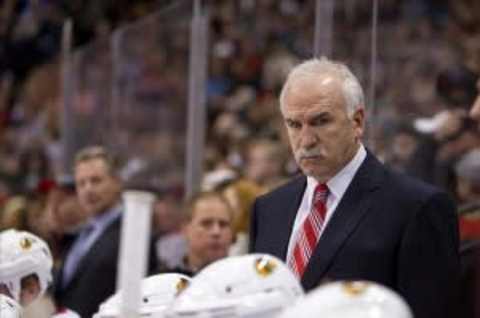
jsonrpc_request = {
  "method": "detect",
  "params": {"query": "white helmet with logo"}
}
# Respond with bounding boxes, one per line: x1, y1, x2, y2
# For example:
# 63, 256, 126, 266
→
0, 229, 53, 304
0, 294, 22, 318
278, 281, 413, 318
168, 253, 304, 318
93, 273, 191, 318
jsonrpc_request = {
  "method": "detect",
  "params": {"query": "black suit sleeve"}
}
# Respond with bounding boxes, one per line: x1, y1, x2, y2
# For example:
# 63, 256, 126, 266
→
397, 192, 460, 318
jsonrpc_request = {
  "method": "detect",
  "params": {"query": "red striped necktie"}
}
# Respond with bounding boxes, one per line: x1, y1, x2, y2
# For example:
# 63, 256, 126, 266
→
289, 183, 329, 278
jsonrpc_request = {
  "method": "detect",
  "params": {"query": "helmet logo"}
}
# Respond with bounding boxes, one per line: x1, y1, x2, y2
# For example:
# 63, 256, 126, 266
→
342, 281, 369, 296
19, 237, 33, 250
254, 257, 276, 277
176, 278, 190, 295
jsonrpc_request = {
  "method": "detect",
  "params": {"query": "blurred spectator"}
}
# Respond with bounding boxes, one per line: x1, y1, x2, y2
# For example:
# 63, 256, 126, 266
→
455, 149, 480, 241
407, 64, 480, 195
244, 139, 288, 190
459, 73, 480, 318
152, 190, 187, 271
471, 77, 480, 123
159, 191, 233, 276
0, 195, 28, 230
43, 176, 87, 267
383, 121, 420, 173
221, 178, 265, 256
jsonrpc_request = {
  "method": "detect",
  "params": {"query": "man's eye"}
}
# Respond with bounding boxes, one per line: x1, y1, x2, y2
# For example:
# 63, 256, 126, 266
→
310, 115, 331, 126
201, 220, 212, 228
313, 118, 329, 125
286, 120, 301, 129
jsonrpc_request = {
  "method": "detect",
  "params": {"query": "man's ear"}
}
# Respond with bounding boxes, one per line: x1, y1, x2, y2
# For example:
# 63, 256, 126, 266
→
352, 107, 365, 139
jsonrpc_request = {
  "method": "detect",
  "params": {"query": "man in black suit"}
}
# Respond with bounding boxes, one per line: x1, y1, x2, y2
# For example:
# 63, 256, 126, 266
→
249, 57, 459, 318
464, 77, 480, 318
54, 146, 155, 318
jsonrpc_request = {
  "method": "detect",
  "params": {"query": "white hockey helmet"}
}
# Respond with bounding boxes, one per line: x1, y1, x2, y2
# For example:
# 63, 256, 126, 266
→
0, 294, 22, 318
168, 253, 304, 318
0, 229, 53, 304
278, 281, 413, 318
93, 273, 191, 318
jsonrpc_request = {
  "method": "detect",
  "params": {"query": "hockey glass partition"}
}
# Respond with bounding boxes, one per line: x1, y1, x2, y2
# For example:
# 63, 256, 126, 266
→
62, 36, 113, 174
111, 2, 194, 316
334, 1, 463, 156
110, 1, 193, 194
202, 1, 316, 174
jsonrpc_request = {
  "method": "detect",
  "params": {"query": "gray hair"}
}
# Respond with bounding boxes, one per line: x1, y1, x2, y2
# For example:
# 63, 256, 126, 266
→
279, 57, 365, 117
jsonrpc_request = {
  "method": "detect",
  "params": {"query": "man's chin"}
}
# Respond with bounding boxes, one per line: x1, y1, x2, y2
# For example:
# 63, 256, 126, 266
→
86, 205, 105, 216
206, 250, 228, 262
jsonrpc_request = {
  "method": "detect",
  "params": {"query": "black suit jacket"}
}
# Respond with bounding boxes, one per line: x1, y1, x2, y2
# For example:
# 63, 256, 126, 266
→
250, 151, 460, 318
54, 212, 157, 318
54, 215, 121, 318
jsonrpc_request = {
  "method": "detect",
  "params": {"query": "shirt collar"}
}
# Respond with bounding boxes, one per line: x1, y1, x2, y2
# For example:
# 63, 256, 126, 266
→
307, 144, 367, 201
88, 202, 122, 231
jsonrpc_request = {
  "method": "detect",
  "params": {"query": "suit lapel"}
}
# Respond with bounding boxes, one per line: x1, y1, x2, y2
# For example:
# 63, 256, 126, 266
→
62, 216, 121, 291
301, 152, 384, 290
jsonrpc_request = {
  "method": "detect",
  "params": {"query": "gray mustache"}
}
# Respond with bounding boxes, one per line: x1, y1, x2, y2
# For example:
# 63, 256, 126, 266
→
296, 149, 322, 159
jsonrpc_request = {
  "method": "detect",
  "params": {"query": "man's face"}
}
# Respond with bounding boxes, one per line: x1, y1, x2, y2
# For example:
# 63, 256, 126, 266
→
74, 158, 121, 216
470, 79, 480, 124
0, 275, 41, 306
281, 75, 364, 182
20, 274, 40, 306
184, 196, 233, 269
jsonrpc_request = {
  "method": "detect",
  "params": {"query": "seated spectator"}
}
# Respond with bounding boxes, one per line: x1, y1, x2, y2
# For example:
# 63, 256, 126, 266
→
0, 196, 28, 230
221, 179, 265, 256
152, 191, 187, 271
244, 139, 288, 190
43, 176, 87, 267
158, 191, 234, 276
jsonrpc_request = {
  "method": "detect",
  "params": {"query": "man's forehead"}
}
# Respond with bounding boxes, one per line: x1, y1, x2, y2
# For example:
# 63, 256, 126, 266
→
284, 75, 343, 104
74, 158, 110, 176
192, 208, 231, 222
288, 72, 340, 90
283, 107, 332, 119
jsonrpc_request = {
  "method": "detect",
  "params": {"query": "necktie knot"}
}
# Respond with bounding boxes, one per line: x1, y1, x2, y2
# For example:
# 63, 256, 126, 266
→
313, 183, 328, 209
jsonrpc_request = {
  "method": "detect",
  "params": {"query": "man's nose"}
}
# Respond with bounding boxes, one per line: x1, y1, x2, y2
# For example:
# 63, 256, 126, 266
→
300, 126, 317, 149
81, 181, 94, 193
209, 222, 222, 236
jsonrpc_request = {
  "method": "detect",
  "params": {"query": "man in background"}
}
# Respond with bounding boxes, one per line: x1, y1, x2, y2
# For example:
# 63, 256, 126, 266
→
54, 146, 156, 318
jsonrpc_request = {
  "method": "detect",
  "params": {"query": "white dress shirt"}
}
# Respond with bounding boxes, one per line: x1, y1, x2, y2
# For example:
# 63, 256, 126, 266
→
286, 145, 367, 261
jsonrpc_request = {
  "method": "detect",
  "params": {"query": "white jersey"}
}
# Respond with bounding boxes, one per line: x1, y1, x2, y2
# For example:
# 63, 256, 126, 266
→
52, 308, 81, 318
